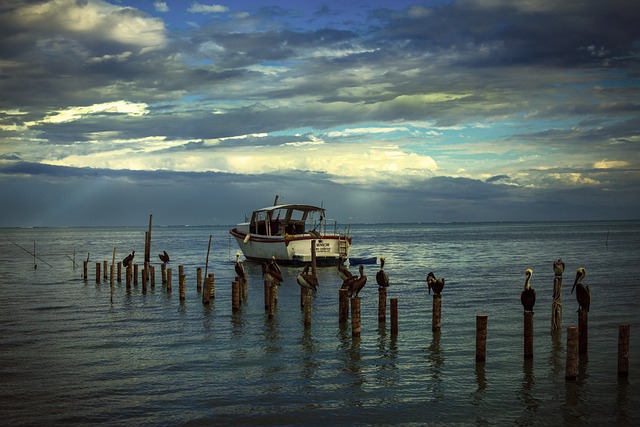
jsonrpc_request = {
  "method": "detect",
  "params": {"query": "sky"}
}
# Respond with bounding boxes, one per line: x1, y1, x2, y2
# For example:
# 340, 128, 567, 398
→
1, 0, 639, 226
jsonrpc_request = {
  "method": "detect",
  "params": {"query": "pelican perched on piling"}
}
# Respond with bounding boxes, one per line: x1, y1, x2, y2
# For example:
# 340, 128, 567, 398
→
158, 250, 170, 265
553, 258, 565, 276
337, 256, 353, 281
122, 251, 135, 267
427, 272, 445, 295
296, 265, 318, 292
376, 256, 389, 288
234, 252, 246, 282
262, 256, 282, 287
349, 264, 367, 298
572, 267, 590, 312
520, 268, 536, 312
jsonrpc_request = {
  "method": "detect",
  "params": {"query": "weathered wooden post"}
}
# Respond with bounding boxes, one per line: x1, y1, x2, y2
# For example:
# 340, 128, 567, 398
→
232, 280, 241, 312
303, 289, 312, 326
618, 324, 630, 378
126, 264, 132, 289
103, 260, 108, 280
264, 281, 271, 311
197, 267, 203, 293
565, 326, 578, 380
110, 263, 115, 287
476, 314, 488, 363
350, 298, 361, 337
202, 275, 212, 304
117, 261, 122, 283
95, 262, 101, 283
150, 265, 155, 288
578, 309, 588, 356
339, 288, 349, 323
141, 266, 148, 293
83, 260, 88, 280
378, 287, 387, 323
166, 267, 172, 293
433, 293, 442, 332
242, 277, 248, 301
208, 273, 215, 300
390, 298, 398, 336
179, 273, 186, 301
133, 264, 139, 286
524, 311, 534, 359
551, 259, 564, 330
161, 264, 167, 286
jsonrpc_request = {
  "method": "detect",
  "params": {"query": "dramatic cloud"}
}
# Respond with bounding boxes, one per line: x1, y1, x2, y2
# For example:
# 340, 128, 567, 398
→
1, 0, 639, 226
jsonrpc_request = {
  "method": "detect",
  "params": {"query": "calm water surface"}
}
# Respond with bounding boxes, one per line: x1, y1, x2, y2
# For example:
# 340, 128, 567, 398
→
1, 222, 639, 426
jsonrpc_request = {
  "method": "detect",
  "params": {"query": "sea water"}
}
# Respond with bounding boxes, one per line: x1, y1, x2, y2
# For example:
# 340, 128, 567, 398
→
1, 221, 639, 425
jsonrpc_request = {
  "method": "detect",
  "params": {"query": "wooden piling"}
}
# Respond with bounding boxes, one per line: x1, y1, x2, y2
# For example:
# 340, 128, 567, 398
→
202, 276, 212, 304
208, 273, 215, 300
578, 308, 588, 355
166, 268, 172, 293
304, 289, 312, 326
134, 264, 139, 286
117, 261, 122, 283
142, 266, 148, 293
232, 280, 241, 312
150, 265, 155, 288
110, 264, 114, 287
551, 275, 563, 330
351, 298, 361, 337
476, 314, 488, 363
390, 298, 398, 336
95, 262, 101, 283
145, 214, 152, 264
264, 281, 270, 311
242, 277, 248, 301
524, 311, 534, 359
83, 260, 88, 280
197, 267, 203, 292
126, 265, 132, 289
378, 287, 387, 323
179, 274, 186, 301
565, 326, 578, 380
618, 324, 630, 377
103, 260, 108, 280
161, 264, 167, 286
432, 294, 442, 332
339, 288, 349, 323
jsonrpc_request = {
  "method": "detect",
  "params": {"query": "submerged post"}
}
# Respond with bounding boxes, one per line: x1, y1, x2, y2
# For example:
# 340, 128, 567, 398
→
197, 267, 203, 293
232, 280, 241, 312
95, 262, 101, 283
433, 294, 442, 332
476, 314, 488, 363
618, 324, 630, 378
166, 267, 172, 293
551, 261, 564, 330
304, 290, 312, 327
524, 311, 534, 359
378, 287, 387, 323
351, 298, 361, 337
578, 308, 588, 356
103, 260, 108, 280
565, 326, 578, 380
179, 273, 186, 301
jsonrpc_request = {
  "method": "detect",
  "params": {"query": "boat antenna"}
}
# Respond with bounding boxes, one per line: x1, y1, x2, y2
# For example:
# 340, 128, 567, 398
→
273, 195, 279, 206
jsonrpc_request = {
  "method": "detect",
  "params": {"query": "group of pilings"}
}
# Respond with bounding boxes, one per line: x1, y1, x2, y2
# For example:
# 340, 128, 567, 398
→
337, 287, 398, 337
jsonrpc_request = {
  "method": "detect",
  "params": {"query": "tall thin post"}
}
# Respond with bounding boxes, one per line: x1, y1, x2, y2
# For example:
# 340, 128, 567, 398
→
524, 311, 534, 359
566, 326, 578, 380
378, 287, 387, 323
476, 314, 488, 363
432, 294, 442, 332
204, 234, 212, 278
351, 298, 361, 337
618, 324, 630, 377
578, 309, 588, 356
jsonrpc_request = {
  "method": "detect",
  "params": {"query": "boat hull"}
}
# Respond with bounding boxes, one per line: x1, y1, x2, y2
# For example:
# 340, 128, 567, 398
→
230, 228, 350, 266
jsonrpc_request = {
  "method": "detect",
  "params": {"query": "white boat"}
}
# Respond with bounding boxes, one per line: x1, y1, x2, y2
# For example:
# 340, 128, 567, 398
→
229, 203, 352, 266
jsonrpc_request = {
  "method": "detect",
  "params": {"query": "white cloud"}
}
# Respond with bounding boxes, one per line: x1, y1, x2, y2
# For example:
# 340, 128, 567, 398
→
37, 101, 148, 125
187, 3, 229, 14
154, 1, 169, 13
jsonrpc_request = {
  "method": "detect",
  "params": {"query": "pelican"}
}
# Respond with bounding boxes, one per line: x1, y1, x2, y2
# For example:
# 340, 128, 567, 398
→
520, 268, 535, 312
427, 272, 444, 295
376, 256, 389, 288
234, 252, 246, 281
262, 256, 282, 286
571, 267, 590, 312
349, 264, 367, 298
269, 256, 283, 284
553, 258, 565, 276
296, 265, 318, 291
158, 250, 170, 264
122, 251, 135, 267
337, 256, 353, 281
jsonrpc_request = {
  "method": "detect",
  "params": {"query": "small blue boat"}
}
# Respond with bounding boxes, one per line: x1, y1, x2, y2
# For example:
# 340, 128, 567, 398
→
348, 256, 377, 265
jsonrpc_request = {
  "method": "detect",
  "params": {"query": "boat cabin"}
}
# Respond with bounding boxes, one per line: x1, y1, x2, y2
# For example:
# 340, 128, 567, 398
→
247, 204, 325, 237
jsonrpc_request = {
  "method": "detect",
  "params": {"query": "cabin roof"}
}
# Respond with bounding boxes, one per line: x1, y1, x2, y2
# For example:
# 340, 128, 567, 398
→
253, 204, 324, 213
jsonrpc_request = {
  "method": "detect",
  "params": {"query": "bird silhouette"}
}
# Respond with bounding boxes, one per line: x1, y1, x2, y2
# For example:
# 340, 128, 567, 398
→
262, 256, 282, 286
553, 259, 565, 276
571, 267, 590, 312
427, 271, 445, 295
158, 250, 170, 264
296, 265, 318, 291
234, 252, 246, 282
376, 256, 389, 288
337, 256, 353, 281
349, 264, 367, 298
520, 268, 536, 312
122, 251, 135, 267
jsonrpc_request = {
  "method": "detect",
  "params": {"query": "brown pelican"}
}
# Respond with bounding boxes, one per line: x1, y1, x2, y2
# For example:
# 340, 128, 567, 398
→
553, 258, 565, 276
427, 272, 444, 295
376, 256, 389, 288
571, 267, 590, 312
262, 256, 282, 286
520, 268, 536, 312
337, 256, 353, 281
122, 251, 135, 267
349, 264, 367, 298
296, 265, 318, 291
158, 250, 170, 264
234, 252, 246, 281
